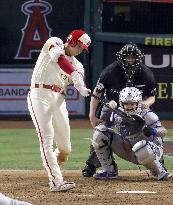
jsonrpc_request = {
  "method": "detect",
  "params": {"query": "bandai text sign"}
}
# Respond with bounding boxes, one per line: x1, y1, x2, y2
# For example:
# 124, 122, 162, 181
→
0, 69, 85, 116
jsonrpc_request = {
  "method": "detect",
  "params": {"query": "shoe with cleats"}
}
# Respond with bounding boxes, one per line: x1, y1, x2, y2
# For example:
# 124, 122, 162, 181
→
50, 181, 75, 192
94, 170, 118, 179
158, 172, 172, 181
82, 164, 96, 177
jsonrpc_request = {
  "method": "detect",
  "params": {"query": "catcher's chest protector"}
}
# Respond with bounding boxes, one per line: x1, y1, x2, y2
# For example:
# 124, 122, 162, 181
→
118, 114, 145, 145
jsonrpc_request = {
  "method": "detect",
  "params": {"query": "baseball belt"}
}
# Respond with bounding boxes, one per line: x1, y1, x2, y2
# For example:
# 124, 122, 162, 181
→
34, 84, 65, 94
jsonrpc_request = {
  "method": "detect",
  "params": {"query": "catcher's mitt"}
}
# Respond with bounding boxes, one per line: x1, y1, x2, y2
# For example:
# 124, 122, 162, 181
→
122, 114, 145, 136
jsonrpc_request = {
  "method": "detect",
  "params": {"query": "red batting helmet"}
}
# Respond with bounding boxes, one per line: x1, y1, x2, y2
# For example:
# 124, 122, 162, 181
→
66, 29, 91, 50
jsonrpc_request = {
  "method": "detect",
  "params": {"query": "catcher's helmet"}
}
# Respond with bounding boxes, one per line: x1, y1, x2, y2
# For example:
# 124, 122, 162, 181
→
119, 87, 142, 114
66, 29, 91, 50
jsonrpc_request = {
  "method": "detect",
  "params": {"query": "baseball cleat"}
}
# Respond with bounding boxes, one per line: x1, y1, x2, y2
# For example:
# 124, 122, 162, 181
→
158, 172, 172, 181
82, 164, 96, 177
50, 181, 75, 192
94, 171, 118, 180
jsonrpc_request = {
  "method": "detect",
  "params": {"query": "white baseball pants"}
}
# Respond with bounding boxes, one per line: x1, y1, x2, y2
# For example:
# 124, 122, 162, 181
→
27, 88, 71, 186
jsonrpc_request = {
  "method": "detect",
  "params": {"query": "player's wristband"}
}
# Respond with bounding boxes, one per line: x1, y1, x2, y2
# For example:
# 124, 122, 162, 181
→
151, 128, 157, 136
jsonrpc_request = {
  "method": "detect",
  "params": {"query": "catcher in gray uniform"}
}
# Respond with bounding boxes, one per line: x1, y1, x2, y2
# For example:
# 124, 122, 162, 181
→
92, 87, 172, 180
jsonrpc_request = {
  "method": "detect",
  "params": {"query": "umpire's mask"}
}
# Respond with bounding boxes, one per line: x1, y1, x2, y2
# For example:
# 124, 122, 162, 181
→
116, 43, 144, 84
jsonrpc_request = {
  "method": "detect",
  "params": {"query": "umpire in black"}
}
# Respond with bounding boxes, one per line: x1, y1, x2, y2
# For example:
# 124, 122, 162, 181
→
82, 43, 157, 177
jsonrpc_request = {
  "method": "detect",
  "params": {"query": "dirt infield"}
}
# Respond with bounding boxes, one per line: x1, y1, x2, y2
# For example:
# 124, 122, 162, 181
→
0, 119, 172, 205
0, 170, 173, 205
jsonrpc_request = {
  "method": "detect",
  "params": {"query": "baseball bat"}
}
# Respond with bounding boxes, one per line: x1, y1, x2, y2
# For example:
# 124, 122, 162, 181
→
90, 92, 134, 123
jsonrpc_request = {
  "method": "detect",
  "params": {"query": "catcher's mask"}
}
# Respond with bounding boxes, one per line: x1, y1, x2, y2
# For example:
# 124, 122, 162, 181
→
119, 87, 142, 115
116, 43, 144, 84
66, 29, 91, 50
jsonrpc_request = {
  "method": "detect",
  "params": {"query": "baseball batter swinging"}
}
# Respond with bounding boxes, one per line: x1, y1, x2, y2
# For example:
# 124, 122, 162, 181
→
27, 29, 91, 192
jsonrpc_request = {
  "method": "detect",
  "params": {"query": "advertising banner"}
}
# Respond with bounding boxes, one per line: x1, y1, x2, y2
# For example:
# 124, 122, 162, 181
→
0, 0, 85, 117
0, 69, 85, 116
0, 0, 84, 65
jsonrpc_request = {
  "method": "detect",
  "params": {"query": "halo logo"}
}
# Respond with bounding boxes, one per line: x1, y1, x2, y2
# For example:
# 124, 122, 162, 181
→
15, 0, 52, 59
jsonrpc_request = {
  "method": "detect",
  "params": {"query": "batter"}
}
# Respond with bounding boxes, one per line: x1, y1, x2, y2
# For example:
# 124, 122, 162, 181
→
27, 29, 91, 191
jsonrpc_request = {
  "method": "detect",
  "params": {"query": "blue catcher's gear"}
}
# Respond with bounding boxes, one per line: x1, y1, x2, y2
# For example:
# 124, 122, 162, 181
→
94, 170, 118, 180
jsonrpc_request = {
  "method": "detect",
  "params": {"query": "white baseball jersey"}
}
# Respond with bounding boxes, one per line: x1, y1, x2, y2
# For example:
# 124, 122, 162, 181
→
31, 37, 84, 90
28, 37, 86, 188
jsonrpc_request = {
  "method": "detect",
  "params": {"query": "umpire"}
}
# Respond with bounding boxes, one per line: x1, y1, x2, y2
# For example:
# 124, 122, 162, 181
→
82, 43, 157, 177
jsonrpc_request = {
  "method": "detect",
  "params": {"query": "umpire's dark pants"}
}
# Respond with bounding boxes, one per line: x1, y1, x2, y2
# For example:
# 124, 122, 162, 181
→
85, 145, 101, 168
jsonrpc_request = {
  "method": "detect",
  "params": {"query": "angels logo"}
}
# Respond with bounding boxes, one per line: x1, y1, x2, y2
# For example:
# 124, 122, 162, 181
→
15, 0, 52, 59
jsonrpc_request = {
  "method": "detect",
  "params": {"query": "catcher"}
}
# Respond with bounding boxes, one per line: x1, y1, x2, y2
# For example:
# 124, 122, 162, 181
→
92, 87, 172, 180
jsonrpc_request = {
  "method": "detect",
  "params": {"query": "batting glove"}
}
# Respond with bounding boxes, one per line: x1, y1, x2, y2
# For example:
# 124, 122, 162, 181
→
77, 86, 91, 97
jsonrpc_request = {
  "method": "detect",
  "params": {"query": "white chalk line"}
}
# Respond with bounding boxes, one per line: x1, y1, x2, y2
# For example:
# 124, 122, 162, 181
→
76, 194, 95, 197
116, 190, 157, 194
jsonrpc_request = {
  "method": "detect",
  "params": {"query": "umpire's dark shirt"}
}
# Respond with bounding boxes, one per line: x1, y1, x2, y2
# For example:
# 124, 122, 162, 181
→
95, 61, 156, 104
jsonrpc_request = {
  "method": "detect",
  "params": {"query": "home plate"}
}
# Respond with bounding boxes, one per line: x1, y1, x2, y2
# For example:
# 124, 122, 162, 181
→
116, 191, 157, 194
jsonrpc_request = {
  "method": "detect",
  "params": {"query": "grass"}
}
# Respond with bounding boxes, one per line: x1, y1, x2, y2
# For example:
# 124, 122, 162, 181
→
0, 128, 172, 170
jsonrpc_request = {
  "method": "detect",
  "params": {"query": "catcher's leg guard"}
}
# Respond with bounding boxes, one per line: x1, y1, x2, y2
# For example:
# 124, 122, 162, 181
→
92, 129, 118, 174
55, 148, 69, 165
132, 140, 171, 180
